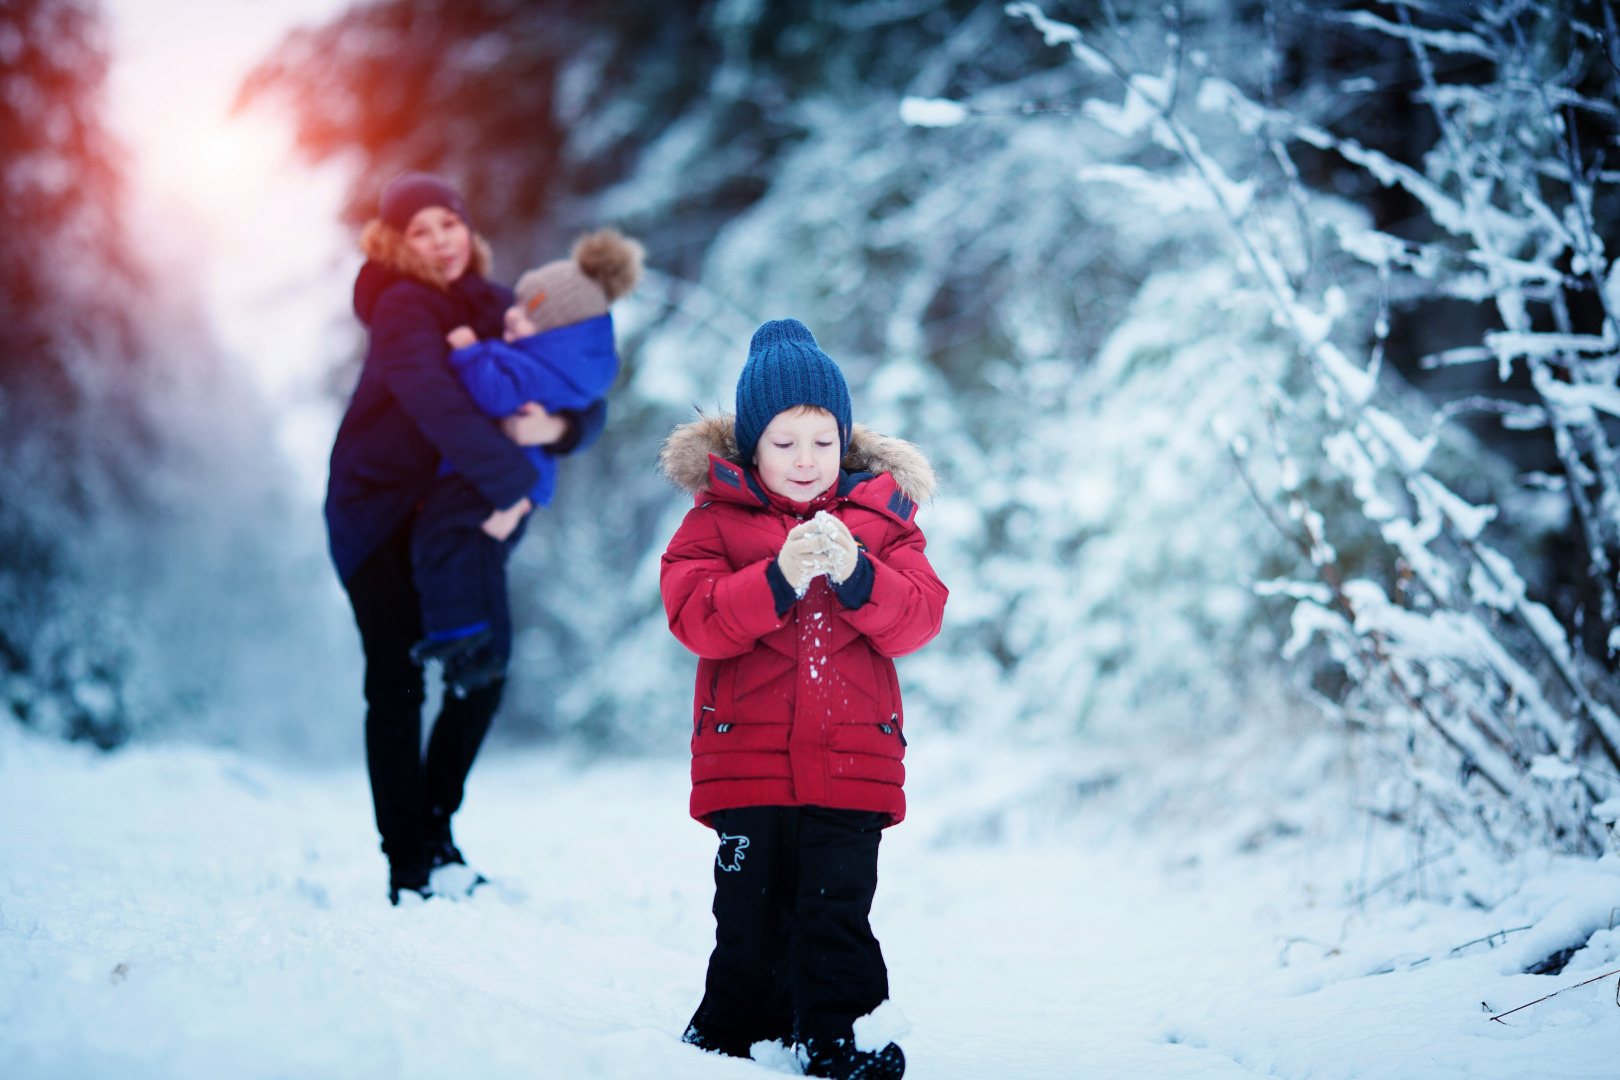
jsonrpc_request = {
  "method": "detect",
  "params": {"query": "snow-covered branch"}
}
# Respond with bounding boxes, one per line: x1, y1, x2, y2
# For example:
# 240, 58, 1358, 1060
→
999, 0, 1620, 856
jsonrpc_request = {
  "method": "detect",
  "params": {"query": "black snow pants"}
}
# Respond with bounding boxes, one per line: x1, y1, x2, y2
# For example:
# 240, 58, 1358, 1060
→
409, 472, 519, 641
686, 805, 890, 1057
344, 513, 510, 862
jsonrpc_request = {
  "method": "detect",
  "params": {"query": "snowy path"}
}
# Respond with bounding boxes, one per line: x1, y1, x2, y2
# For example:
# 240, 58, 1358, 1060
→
2, 726, 1616, 1079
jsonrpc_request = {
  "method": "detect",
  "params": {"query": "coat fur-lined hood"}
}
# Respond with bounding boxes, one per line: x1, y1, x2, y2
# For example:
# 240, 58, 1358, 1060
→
659, 412, 937, 504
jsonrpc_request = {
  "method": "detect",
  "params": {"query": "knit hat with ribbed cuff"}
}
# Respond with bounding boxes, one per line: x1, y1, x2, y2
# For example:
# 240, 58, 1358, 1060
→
735, 319, 852, 463
379, 172, 472, 231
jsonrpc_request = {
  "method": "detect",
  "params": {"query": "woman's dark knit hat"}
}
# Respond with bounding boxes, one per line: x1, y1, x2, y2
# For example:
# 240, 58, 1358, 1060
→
735, 319, 852, 462
379, 172, 472, 231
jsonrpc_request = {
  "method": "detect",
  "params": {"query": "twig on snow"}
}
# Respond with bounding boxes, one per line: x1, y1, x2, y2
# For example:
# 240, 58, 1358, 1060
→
1488, 967, 1620, 1023
1447, 925, 1533, 957
1352, 846, 1456, 907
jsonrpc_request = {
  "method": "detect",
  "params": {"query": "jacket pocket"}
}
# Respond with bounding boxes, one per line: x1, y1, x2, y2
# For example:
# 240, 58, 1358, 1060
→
693, 719, 788, 754
828, 716, 905, 760
692, 719, 793, 783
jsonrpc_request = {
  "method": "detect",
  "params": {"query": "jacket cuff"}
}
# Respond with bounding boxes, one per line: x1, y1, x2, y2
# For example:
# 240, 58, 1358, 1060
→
765, 558, 798, 617
829, 551, 873, 610
544, 410, 584, 456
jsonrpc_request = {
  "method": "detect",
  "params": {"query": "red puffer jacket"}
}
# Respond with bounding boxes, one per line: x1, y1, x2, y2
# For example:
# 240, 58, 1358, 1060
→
659, 415, 947, 826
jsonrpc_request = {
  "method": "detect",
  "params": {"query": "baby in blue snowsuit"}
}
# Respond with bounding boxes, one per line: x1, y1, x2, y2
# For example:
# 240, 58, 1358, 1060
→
410, 229, 644, 695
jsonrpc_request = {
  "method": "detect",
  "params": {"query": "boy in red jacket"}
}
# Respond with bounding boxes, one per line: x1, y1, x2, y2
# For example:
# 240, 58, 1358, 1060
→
659, 319, 947, 1080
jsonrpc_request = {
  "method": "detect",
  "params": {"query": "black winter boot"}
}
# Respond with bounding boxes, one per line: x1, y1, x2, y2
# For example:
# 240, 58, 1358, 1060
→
442, 643, 506, 699
804, 1037, 905, 1080
681, 1008, 791, 1059
424, 815, 465, 870
681, 1019, 751, 1059
388, 855, 434, 906
422, 816, 486, 898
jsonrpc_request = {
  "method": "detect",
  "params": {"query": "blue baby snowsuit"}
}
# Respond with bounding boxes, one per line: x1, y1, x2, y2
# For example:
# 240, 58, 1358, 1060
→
411, 313, 618, 648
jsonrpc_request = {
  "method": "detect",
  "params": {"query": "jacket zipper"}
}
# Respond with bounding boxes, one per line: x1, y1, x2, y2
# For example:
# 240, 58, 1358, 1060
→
696, 705, 714, 737
880, 713, 906, 746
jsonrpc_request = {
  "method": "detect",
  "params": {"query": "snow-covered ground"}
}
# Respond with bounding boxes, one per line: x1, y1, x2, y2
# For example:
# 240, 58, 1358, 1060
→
3, 721, 1616, 1079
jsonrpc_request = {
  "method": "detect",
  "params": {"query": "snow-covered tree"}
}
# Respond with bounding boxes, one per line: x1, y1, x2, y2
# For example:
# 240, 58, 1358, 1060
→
0, 0, 152, 746
915, 0, 1620, 856
2, 0, 360, 755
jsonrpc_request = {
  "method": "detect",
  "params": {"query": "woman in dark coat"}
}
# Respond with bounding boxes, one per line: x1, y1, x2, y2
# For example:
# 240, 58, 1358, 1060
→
325, 173, 604, 903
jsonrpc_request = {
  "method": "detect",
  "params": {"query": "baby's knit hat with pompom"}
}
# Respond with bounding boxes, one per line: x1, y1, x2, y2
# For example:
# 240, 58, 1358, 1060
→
513, 229, 645, 334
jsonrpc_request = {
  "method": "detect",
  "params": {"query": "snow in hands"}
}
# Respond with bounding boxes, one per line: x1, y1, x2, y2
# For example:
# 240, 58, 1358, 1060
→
789, 511, 855, 597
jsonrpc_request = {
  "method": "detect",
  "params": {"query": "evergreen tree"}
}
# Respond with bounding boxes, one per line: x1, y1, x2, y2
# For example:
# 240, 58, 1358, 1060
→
0, 0, 151, 746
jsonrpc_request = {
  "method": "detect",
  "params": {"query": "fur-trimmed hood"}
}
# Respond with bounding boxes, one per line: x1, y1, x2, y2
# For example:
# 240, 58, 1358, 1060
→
659, 412, 937, 504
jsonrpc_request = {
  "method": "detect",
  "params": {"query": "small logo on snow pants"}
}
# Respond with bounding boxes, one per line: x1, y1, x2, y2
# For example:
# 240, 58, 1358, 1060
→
717, 833, 750, 872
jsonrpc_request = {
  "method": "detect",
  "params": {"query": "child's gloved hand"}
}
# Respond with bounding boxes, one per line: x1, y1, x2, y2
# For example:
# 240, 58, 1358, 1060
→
815, 512, 860, 583
446, 325, 477, 349
778, 512, 859, 594
777, 522, 828, 594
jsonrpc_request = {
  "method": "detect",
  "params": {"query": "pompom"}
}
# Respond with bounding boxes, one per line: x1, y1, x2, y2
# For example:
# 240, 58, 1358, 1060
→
572, 228, 645, 302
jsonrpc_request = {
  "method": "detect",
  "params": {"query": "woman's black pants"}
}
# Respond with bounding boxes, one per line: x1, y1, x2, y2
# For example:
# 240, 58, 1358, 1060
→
685, 805, 890, 1057
343, 516, 508, 862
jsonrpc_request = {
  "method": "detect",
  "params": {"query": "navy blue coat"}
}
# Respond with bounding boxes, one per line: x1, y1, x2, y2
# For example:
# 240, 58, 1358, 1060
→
325, 261, 604, 582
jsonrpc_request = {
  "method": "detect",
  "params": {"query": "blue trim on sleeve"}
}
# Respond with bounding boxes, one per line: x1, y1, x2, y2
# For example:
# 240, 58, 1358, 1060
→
829, 551, 874, 610
765, 559, 798, 617
428, 621, 491, 642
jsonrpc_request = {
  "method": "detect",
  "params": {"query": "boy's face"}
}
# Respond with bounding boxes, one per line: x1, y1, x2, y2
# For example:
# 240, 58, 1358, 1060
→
755, 407, 841, 502
504, 303, 540, 342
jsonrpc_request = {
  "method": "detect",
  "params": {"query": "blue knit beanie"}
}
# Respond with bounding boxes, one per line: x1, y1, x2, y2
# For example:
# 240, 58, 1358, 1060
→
735, 319, 852, 463
379, 172, 472, 231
